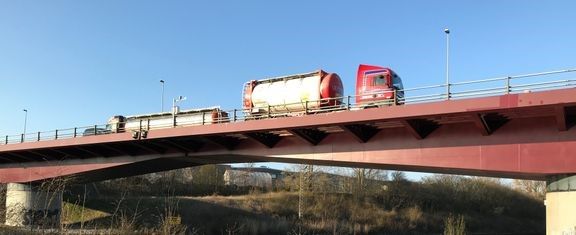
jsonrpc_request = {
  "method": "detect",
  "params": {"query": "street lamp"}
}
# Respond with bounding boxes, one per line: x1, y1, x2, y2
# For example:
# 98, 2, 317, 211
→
172, 96, 186, 127
444, 28, 450, 99
160, 80, 165, 112
23, 109, 28, 135
172, 95, 187, 114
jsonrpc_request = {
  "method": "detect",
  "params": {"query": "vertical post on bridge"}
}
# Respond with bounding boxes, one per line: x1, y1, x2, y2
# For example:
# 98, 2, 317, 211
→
445, 28, 451, 100
506, 76, 511, 94
347, 96, 351, 110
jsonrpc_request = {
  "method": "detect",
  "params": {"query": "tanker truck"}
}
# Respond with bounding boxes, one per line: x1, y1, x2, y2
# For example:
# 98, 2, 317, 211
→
242, 64, 403, 117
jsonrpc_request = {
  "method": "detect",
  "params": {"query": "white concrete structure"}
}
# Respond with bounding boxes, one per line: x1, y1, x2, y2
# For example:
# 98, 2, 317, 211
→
223, 169, 273, 189
5, 183, 62, 228
546, 175, 576, 235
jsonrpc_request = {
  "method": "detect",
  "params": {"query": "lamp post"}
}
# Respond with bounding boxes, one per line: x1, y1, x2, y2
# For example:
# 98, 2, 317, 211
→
172, 96, 187, 127
160, 80, 165, 112
172, 95, 187, 114
21, 109, 28, 142
23, 109, 28, 135
444, 28, 451, 99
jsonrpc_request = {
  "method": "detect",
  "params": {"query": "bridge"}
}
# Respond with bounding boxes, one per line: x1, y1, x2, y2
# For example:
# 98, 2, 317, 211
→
1, 68, 575, 234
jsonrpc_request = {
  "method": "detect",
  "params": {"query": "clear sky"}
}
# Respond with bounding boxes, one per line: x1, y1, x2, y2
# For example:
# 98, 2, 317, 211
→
1, 1, 575, 178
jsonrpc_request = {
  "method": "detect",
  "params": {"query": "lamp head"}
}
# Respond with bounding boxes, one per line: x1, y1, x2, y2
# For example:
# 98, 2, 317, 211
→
175, 96, 187, 102
444, 28, 450, 34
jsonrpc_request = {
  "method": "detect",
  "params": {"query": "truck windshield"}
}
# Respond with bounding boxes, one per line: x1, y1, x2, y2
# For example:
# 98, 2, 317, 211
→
374, 75, 387, 86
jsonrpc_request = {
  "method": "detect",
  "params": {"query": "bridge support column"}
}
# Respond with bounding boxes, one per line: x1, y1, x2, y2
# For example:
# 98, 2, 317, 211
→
546, 175, 576, 235
5, 183, 62, 228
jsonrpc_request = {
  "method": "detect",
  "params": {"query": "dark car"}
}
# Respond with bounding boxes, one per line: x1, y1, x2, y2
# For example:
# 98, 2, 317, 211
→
82, 128, 110, 136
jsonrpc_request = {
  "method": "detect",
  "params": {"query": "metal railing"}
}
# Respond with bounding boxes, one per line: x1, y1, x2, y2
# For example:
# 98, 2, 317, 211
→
2, 124, 110, 145
2, 68, 576, 145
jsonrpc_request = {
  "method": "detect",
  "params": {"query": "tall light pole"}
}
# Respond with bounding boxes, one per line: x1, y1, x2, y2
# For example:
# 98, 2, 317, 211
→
23, 109, 28, 135
172, 95, 186, 127
172, 95, 186, 114
444, 28, 451, 99
160, 80, 165, 112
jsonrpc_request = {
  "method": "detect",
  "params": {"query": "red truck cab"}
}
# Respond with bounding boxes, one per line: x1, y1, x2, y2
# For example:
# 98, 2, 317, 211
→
355, 64, 404, 106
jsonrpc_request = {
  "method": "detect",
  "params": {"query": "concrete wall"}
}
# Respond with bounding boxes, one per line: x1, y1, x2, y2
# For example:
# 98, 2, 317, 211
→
546, 191, 576, 235
5, 183, 62, 228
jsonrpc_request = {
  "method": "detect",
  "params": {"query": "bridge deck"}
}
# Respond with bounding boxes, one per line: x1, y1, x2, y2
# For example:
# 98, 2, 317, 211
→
0, 88, 575, 182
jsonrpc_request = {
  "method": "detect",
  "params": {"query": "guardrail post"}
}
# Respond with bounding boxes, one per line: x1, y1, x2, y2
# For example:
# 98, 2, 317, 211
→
506, 76, 511, 94
37, 132, 40, 141
5, 135, 8, 144
267, 105, 271, 118
202, 113, 205, 125
394, 90, 397, 106
55, 130, 58, 140
94, 125, 97, 135
73, 128, 77, 138
305, 101, 309, 115
233, 109, 237, 122
21, 134, 24, 143
447, 83, 451, 100
347, 96, 351, 110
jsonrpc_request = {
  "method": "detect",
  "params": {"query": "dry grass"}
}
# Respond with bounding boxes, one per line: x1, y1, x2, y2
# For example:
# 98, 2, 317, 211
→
190, 192, 429, 234
444, 214, 466, 235
6, 172, 542, 234
61, 202, 109, 225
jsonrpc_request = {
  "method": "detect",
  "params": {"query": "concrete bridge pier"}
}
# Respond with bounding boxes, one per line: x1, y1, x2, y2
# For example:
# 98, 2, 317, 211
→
546, 175, 576, 235
5, 183, 62, 228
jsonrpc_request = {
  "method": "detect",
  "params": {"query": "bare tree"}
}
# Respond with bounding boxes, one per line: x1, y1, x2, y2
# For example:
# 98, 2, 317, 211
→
297, 164, 314, 219
390, 171, 407, 182
512, 179, 546, 199
352, 168, 388, 198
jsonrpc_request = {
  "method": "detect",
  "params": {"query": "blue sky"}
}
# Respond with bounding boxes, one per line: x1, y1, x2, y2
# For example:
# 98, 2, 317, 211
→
1, 1, 575, 178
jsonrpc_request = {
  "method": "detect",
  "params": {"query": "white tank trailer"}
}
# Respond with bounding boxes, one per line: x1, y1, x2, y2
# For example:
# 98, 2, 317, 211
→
242, 70, 344, 116
107, 107, 228, 133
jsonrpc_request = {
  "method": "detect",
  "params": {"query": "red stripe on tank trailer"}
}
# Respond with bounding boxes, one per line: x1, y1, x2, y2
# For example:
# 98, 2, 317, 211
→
320, 72, 344, 107
211, 110, 229, 124
243, 80, 256, 110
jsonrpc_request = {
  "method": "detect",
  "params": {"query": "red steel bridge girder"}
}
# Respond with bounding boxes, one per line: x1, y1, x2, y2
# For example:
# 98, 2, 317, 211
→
0, 88, 575, 182
194, 117, 576, 180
